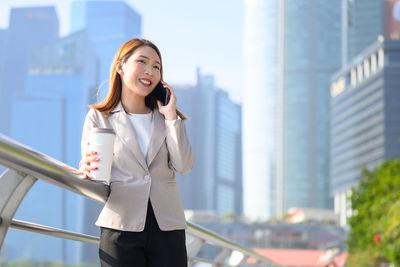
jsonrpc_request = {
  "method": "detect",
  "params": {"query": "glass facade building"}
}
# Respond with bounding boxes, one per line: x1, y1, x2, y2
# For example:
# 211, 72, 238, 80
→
282, 0, 341, 212
243, 0, 341, 220
243, 0, 279, 221
174, 69, 243, 219
71, 0, 141, 87
330, 40, 400, 226
215, 91, 242, 217
331, 0, 400, 227
345, 0, 383, 63
0, 29, 6, 73
0, 6, 59, 136
3, 31, 97, 263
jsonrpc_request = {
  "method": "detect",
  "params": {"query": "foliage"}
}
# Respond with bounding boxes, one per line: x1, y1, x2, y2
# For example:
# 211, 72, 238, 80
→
347, 159, 400, 266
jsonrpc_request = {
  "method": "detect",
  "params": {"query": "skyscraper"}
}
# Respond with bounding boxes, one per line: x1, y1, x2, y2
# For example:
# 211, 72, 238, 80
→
71, 0, 141, 87
243, 0, 279, 221
344, 0, 383, 64
243, 0, 341, 220
0, 29, 6, 72
4, 30, 97, 263
331, 0, 400, 227
175, 68, 243, 219
0, 7, 59, 136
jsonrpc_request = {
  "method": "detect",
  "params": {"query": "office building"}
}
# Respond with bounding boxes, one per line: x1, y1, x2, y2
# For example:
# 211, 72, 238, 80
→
0, 29, 6, 72
330, 40, 400, 226
331, 0, 400, 227
0, 7, 59, 136
3, 30, 98, 263
343, 0, 383, 64
71, 0, 141, 88
175, 68, 243, 219
243, 0, 341, 220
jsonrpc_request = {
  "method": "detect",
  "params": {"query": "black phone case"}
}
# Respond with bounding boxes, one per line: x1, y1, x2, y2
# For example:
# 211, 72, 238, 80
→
154, 82, 169, 105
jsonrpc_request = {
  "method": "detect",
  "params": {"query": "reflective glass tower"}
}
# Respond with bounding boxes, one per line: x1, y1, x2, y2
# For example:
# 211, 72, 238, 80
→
281, 0, 340, 212
331, 0, 400, 227
0, 7, 58, 136
345, 0, 383, 63
174, 69, 243, 219
4, 30, 97, 263
243, 0, 278, 221
243, 0, 341, 220
71, 0, 141, 87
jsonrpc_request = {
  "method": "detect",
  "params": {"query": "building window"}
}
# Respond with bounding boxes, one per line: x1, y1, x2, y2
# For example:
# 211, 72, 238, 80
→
357, 64, 363, 83
350, 68, 357, 86
363, 59, 370, 78
371, 53, 377, 73
378, 48, 384, 68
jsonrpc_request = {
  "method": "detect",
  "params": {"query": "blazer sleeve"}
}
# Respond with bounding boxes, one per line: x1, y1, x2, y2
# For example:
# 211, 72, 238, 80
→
165, 119, 195, 174
81, 109, 98, 159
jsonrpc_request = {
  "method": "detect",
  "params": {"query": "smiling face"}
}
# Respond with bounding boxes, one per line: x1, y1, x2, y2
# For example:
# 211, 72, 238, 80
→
117, 45, 162, 99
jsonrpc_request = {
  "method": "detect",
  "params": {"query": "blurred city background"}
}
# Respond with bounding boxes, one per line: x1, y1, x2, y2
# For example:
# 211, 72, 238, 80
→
0, 0, 399, 266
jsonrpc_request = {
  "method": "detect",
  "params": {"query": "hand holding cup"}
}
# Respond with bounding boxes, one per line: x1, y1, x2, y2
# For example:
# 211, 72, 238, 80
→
79, 151, 100, 179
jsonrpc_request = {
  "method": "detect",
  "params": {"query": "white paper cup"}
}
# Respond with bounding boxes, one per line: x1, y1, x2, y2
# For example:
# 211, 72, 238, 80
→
89, 128, 115, 183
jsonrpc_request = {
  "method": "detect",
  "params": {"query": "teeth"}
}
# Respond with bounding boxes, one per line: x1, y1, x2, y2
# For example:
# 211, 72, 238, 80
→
140, 79, 150, 85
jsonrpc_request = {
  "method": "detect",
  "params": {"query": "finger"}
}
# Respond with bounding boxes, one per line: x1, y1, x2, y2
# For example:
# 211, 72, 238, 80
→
86, 151, 97, 157
82, 156, 99, 165
85, 165, 98, 172
71, 169, 82, 175
88, 156, 100, 163
157, 100, 163, 109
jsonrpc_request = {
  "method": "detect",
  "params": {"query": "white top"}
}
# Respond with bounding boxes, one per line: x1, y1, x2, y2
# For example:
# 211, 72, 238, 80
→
127, 111, 153, 156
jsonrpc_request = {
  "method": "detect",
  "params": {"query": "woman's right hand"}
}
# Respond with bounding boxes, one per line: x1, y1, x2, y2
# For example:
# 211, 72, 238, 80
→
78, 151, 99, 179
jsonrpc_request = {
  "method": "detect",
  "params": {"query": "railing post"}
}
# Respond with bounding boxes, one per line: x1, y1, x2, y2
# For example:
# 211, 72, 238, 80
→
213, 248, 231, 267
0, 169, 37, 250
187, 236, 205, 259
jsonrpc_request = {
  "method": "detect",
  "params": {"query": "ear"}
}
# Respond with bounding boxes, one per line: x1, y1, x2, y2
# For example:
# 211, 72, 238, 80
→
115, 61, 123, 75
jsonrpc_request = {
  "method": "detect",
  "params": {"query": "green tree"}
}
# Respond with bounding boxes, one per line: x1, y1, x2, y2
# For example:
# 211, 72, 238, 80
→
347, 159, 400, 266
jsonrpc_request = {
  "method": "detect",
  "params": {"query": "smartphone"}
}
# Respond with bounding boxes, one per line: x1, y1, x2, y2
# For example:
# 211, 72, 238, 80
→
154, 81, 170, 106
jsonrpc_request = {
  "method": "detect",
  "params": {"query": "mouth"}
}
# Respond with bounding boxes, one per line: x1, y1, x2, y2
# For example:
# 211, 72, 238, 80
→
139, 78, 152, 87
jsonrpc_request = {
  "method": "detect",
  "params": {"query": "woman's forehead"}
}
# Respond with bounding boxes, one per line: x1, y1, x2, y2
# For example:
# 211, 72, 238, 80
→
131, 46, 161, 62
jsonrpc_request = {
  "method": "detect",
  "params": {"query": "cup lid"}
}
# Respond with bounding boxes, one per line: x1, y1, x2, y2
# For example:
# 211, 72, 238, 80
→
92, 128, 115, 134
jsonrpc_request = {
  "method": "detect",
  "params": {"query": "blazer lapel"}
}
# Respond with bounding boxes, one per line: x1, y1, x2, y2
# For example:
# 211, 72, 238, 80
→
146, 109, 167, 166
109, 102, 148, 171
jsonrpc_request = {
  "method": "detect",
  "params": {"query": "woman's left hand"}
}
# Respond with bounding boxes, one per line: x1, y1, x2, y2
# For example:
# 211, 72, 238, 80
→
157, 81, 178, 120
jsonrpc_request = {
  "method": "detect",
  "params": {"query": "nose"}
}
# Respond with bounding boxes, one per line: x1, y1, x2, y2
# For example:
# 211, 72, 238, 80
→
144, 66, 154, 76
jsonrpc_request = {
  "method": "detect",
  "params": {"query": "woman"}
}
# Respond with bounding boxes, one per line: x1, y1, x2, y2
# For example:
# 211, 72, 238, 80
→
79, 38, 194, 267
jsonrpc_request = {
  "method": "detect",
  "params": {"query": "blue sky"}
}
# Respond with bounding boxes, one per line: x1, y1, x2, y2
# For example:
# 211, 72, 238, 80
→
0, 0, 244, 102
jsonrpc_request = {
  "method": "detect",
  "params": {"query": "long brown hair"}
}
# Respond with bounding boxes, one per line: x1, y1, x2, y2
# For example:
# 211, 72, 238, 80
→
90, 38, 187, 119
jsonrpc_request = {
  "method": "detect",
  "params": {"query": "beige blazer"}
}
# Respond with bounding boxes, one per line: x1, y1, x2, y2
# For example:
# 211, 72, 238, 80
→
81, 102, 194, 232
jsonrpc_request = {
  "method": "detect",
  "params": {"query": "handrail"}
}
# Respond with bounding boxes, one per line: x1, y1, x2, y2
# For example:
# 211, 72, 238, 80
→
0, 134, 280, 266
10, 219, 99, 244
0, 135, 109, 203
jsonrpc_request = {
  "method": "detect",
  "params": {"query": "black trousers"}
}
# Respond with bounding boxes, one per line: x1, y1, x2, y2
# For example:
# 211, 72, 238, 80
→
99, 201, 187, 267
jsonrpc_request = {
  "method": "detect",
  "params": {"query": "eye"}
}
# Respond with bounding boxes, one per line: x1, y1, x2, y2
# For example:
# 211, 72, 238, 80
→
153, 65, 160, 70
136, 59, 145, 64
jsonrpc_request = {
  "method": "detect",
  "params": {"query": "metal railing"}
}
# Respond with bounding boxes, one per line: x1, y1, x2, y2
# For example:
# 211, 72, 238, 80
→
0, 135, 280, 266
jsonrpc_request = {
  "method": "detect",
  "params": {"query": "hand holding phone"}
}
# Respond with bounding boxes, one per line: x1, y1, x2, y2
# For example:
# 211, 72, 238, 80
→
154, 81, 170, 106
